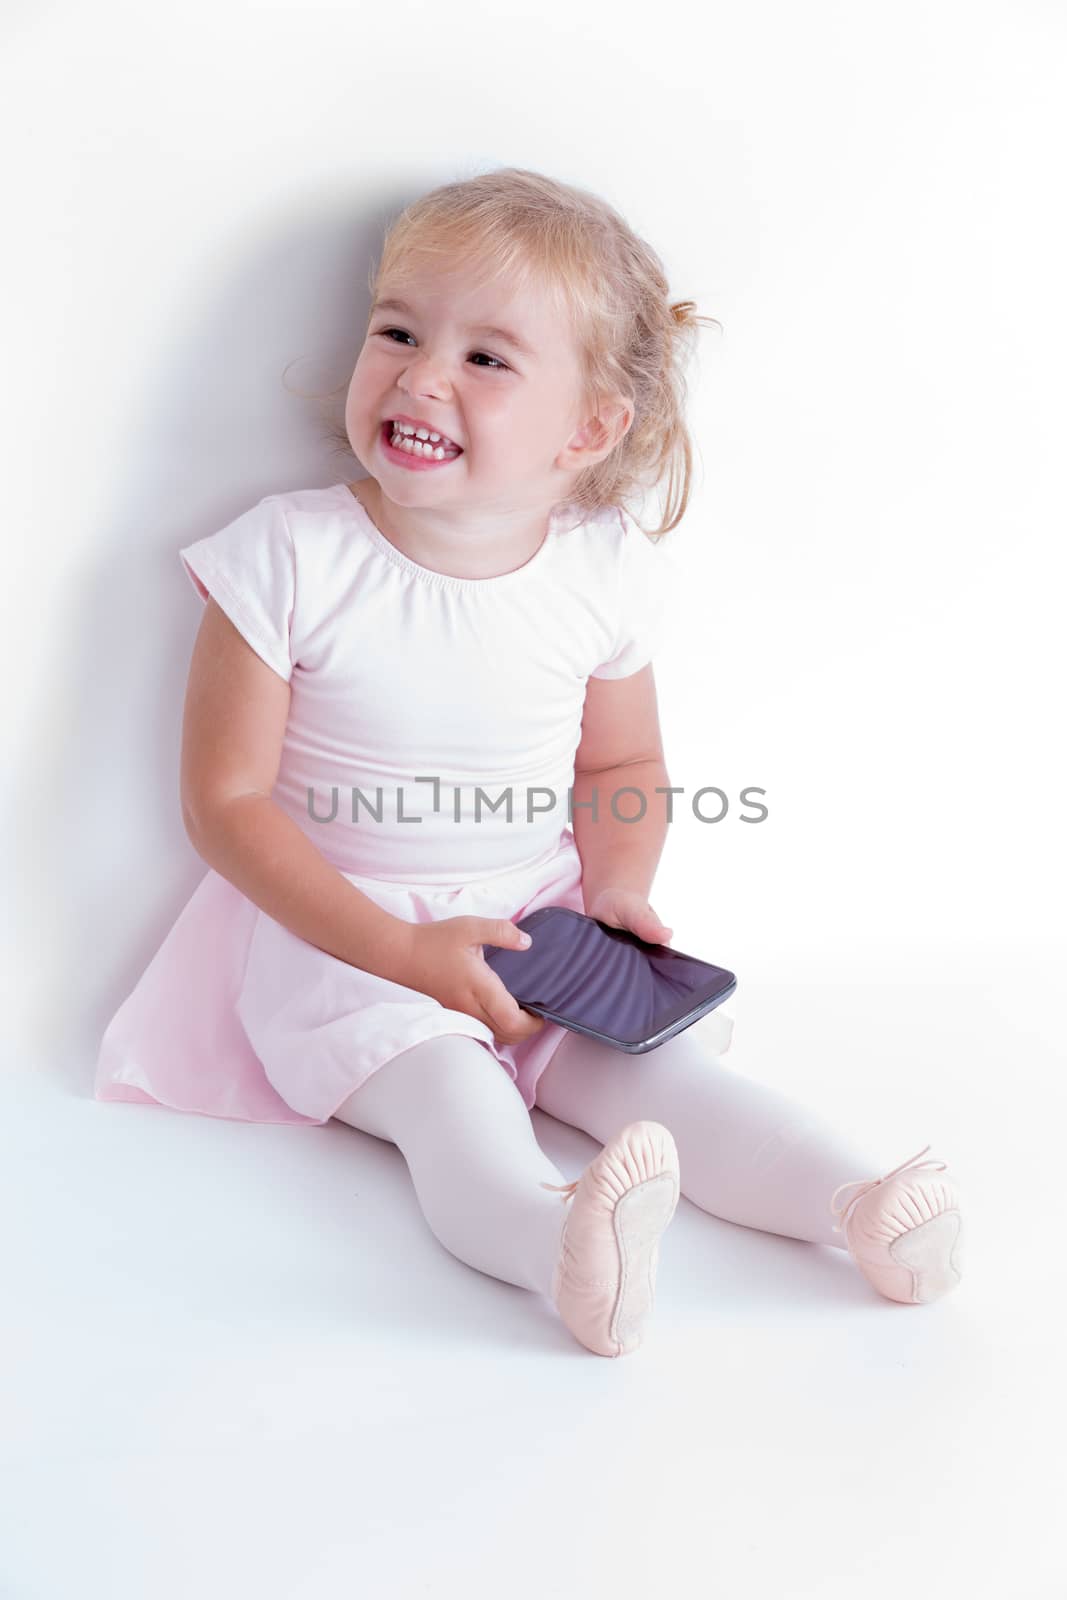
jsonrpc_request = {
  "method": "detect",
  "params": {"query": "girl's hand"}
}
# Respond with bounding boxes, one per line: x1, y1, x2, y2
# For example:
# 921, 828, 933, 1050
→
584, 887, 674, 946
400, 916, 547, 1047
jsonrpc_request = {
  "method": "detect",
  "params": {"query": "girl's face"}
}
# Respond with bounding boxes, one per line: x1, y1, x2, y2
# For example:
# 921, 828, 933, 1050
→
345, 265, 601, 515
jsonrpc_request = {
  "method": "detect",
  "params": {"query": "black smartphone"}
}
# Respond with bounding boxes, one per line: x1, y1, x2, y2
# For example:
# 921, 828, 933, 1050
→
482, 905, 736, 1054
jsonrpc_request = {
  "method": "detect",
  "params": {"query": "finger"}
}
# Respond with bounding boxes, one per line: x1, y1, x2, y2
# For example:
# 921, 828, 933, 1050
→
476, 917, 532, 952
467, 997, 516, 1043
478, 974, 535, 1042
505, 1002, 545, 1036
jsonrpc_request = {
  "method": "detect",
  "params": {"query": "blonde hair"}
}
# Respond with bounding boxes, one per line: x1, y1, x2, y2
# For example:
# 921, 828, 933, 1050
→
302, 167, 721, 540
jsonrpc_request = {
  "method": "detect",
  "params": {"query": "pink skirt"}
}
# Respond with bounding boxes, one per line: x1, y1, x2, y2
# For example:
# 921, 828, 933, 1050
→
94, 832, 600, 1125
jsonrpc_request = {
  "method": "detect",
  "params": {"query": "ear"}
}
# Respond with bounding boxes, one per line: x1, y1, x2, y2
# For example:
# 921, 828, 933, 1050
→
556, 392, 634, 470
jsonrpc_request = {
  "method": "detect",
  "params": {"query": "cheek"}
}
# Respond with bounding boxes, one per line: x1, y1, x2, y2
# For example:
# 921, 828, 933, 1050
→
505, 394, 554, 439
344, 367, 377, 427
342, 394, 363, 438
347, 346, 381, 393
477, 392, 533, 440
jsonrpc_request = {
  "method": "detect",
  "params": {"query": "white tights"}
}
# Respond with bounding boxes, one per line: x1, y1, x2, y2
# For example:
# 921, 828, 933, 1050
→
332, 1026, 893, 1300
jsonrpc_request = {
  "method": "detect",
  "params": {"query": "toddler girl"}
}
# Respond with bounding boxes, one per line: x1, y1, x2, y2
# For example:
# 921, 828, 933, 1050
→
97, 167, 964, 1357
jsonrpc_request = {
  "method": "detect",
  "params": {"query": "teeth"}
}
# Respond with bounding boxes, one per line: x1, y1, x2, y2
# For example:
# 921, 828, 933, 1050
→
391, 420, 458, 447
388, 420, 461, 460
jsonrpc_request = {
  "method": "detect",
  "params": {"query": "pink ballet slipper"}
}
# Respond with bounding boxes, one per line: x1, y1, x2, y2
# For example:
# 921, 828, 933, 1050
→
830, 1144, 963, 1305
541, 1121, 680, 1358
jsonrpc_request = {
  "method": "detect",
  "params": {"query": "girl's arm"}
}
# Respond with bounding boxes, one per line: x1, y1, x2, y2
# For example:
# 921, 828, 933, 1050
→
571, 665, 671, 909
180, 598, 413, 982
572, 755, 671, 908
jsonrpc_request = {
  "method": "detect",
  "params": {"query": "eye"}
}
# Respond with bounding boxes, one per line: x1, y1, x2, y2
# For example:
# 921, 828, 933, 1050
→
373, 328, 510, 372
375, 326, 415, 348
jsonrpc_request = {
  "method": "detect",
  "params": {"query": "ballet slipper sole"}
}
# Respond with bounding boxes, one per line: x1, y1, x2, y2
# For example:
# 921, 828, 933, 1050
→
854, 1209, 964, 1304
888, 1209, 963, 1303
607, 1171, 679, 1355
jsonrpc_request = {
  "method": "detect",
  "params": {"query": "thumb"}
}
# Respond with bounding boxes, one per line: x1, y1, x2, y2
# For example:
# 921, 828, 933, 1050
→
479, 918, 533, 952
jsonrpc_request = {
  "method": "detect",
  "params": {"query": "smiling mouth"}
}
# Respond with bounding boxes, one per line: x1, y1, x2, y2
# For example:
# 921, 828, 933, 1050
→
380, 420, 464, 463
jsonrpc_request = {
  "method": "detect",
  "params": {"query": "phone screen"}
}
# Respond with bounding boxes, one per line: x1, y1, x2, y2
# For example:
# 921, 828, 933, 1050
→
482, 906, 736, 1052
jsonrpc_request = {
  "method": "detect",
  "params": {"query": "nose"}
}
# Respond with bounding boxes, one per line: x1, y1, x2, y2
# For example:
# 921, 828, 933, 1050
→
397, 346, 452, 401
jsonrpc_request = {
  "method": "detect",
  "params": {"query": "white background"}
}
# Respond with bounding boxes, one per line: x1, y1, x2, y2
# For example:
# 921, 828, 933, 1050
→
2, 3, 1065, 1597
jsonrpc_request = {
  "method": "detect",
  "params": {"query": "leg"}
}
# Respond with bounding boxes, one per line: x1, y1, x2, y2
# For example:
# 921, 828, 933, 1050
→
535, 1025, 897, 1250
333, 1035, 570, 1298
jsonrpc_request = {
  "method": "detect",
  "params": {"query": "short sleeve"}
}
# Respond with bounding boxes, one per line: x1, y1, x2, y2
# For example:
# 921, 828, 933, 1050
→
589, 508, 678, 680
178, 495, 296, 683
